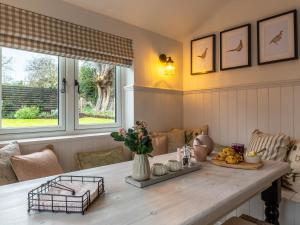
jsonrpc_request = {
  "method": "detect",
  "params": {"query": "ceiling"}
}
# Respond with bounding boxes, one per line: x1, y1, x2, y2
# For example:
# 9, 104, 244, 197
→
62, 0, 231, 41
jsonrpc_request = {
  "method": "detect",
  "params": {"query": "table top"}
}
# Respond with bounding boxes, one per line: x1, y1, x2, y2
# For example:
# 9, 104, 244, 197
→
0, 153, 289, 225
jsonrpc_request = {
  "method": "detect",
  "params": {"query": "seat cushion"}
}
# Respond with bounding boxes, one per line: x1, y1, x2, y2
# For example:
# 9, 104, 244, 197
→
166, 129, 185, 153
75, 147, 125, 170
247, 129, 290, 161
11, 147, 63, 181
0, 141, 20, 185
151, 134, 168, 156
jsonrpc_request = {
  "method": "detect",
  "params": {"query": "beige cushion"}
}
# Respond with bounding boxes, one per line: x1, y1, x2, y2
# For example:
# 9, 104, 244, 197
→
0, 141, 20, 185
75, 147, 125, 170
11, 147, 63, 181
151, 135, 168, 156
166, 129, 185, 153
247, 129, 290, 161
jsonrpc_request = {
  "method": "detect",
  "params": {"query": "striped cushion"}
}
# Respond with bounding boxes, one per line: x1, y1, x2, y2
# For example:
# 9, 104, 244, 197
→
247, 129, 290, 161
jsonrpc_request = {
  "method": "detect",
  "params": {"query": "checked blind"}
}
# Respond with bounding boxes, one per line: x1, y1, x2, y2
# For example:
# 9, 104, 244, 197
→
0, 3, 134, 66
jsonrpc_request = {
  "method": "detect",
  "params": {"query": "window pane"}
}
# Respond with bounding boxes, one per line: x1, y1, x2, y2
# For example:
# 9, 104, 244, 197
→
0, 47, 59, 128
78, 60, 116, 125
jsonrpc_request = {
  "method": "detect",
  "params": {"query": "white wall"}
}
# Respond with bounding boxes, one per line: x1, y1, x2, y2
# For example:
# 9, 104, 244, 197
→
184, 80, 300, 146
182, 0, 300, 141
182, 2, 300, 224
183, 0, 300, 91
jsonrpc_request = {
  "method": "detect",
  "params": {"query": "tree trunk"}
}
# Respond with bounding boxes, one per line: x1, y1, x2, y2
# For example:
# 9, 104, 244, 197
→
94, 64, 114, 112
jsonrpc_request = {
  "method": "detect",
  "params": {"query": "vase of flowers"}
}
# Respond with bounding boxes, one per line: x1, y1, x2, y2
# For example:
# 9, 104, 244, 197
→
111, 121, 153, 181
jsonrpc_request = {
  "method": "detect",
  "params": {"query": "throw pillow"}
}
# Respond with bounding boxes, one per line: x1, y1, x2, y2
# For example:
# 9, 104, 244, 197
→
151, 134, 168, 156
247, 129, 290, 161
11, 147, 64, 181
0, 141, 21, 185
166, 129, 185, 153
75, 147, 125, 170
173, 125, 209, 146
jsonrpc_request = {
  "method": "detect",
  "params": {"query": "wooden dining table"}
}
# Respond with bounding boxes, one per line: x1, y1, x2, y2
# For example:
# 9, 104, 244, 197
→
0, 153, 289, 225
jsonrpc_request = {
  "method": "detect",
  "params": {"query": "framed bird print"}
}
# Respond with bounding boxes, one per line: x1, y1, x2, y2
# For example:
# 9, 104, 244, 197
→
220, 24, 251, 70
258, 10, 298, 65
191, 34, 216, 75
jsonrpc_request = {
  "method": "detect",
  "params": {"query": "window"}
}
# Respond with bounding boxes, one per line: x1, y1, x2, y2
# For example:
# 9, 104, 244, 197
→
75, 60, 120, 129
0, 47, 122, 137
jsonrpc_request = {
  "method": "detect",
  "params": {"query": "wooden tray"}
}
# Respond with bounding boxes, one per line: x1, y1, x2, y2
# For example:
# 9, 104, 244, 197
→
211, 159, 263, 170
125, 163, 201, 188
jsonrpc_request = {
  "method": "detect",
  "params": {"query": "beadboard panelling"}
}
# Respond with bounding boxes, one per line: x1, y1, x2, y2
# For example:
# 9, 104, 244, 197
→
185, 81, 300, 225
131, 86, 183, 131
184, 82, 300, 145
295, 86, 300, 138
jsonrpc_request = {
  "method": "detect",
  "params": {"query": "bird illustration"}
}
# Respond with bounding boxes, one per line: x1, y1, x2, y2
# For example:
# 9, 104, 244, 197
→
269, 30, 283, 45
227, 40, 243, 52
197, 48, 208, 59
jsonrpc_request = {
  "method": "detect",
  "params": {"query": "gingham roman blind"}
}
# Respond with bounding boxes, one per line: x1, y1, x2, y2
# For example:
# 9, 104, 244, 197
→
0, 3, 133, 66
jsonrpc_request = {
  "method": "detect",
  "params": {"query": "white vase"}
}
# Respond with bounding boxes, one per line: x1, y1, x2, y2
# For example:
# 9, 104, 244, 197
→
132, 154, 150, 181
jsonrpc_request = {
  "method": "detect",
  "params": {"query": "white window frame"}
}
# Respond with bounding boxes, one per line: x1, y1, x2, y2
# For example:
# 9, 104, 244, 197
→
74, 60, 122, 131
0, 47, 124, 140
0, 49, 66, 135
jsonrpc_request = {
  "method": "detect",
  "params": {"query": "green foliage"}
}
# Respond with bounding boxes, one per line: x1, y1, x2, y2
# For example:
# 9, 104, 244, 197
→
38, 110, 57, 119
15, 106, 40, 119
79, 62, 97, 105
110, 121, 153, 155
82, 106, 114, 118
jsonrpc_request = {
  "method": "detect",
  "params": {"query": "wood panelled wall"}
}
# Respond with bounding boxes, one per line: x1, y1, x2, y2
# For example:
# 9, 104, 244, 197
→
184, 80, 300, 146
184, 80, 300, 225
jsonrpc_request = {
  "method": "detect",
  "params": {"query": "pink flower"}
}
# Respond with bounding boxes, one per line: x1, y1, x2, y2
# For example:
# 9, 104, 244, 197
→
118, 128, 126, 136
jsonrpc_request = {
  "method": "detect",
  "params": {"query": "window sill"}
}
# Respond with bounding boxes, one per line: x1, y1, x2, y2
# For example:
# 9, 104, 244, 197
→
0, 132, 112, 146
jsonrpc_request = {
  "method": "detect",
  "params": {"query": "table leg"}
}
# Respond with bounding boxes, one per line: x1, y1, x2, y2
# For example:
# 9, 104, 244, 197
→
261, 179, 281, 225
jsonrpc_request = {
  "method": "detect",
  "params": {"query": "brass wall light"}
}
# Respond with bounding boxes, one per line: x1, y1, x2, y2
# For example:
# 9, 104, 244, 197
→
159, 54, 175, 75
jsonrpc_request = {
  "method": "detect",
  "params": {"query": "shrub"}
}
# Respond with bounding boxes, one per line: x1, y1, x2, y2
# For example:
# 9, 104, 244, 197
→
15, 106, 40, 119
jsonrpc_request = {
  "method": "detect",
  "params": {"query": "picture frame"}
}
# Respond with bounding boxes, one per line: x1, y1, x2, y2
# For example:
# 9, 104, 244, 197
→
257, 10, 298, 65
220, 24, 251, 70
191, 34, 216, 75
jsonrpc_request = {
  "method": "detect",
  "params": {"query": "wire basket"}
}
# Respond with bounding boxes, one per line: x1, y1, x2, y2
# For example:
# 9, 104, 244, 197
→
28, 175, 104, 215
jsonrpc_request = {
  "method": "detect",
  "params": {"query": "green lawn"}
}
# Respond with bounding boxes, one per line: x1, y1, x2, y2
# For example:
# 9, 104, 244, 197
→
2, 117, 114, 128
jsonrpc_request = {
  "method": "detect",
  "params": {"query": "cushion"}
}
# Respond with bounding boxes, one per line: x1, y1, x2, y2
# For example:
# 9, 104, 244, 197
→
247, 129, 290, 161
166, 129, 185, 153
151, 134, 168, 156
11, 147, 63, 181
0, 141, 20, 185
185, 125, 208, 146
185, 125, 209, 136
75, 147, 125, 170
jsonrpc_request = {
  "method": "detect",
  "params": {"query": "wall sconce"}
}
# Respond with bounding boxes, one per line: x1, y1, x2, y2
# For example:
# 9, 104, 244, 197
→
159, 54, 175, 75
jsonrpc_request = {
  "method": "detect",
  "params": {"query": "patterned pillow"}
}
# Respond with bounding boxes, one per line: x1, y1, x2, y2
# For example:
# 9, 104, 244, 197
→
0, 141, 20, 186
247, 129, 290, 161
184, 125, 209, 146
75, 147, 125, 170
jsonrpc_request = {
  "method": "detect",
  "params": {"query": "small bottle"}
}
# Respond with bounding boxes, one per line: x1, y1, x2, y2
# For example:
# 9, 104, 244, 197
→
182, 145, 190, 167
